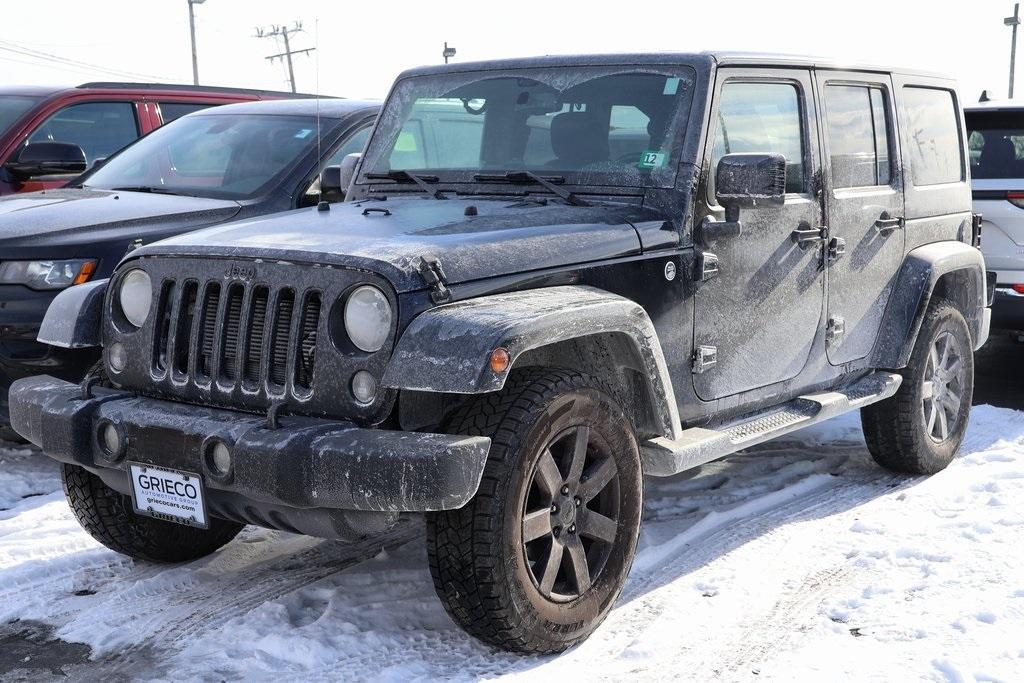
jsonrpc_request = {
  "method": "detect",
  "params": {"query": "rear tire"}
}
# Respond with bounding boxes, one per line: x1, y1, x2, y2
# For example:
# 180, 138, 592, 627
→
861, 298, 974, 474
62, 464, 243, 563
426, 369, 643, 653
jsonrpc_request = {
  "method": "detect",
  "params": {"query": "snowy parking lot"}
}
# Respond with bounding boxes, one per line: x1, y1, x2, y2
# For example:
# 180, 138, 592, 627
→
0, 337, 1022, 682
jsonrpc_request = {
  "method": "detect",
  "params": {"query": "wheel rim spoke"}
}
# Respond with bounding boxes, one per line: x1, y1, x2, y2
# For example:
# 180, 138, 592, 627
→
926, 399, 938, 436
565, 426, 590, 488
564, 535, 591, 594
539, 540, 564, 595
921, 380, 935, 400
935, 404, 949, 440
578, 455, 617, 503
943, 390, 961, 416
534, 449, 562, 499
580, 509, 617, 543
523, 509, 552, 542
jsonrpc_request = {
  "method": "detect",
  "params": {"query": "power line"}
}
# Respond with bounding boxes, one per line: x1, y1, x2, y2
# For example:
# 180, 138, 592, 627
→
255, 22, 315, 94
0, 39, 176, 82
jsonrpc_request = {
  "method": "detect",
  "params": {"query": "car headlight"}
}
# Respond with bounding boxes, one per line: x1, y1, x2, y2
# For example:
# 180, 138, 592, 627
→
118, 269, 153, 328
344, 285, 392, 352
0, 259, 97, 290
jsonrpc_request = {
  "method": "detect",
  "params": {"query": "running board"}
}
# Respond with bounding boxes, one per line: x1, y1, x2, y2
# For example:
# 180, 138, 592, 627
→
642, 372, 902, 477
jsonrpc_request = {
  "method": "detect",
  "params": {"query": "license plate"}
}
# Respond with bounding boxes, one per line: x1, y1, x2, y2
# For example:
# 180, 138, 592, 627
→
128, 463, 208, 529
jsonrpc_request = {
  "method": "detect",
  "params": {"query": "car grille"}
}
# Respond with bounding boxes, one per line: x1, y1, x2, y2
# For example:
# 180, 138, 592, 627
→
106, 257, 395, 422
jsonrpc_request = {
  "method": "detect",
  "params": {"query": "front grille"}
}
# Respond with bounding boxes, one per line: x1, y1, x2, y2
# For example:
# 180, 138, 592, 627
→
153, 279, 323, 400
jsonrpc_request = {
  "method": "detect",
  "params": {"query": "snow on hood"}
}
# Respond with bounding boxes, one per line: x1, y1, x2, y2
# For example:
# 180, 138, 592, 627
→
136, 196, 661, 292
0, 187, 241, 250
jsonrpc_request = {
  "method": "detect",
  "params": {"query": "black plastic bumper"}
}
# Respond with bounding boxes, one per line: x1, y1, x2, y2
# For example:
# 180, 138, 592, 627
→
992, 287, 1024, 330
10, 376, 491, 514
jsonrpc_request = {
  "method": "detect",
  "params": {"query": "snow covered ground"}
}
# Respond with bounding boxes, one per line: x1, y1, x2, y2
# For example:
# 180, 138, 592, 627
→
1, 403, 1022, 682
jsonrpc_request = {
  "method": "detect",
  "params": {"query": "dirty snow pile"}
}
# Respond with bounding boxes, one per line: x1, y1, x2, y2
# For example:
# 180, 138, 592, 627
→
0, 405, 1022, 681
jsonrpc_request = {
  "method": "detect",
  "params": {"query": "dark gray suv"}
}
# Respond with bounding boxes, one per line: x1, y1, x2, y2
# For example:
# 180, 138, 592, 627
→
10, 52, 990, 653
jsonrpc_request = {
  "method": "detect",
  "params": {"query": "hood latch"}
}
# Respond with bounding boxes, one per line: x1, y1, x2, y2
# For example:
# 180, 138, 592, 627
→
419, 256, 452, 304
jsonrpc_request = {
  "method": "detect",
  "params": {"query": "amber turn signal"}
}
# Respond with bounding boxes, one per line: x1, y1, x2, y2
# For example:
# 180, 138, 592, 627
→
490, 347, 511, 373
73, 259, 98, 285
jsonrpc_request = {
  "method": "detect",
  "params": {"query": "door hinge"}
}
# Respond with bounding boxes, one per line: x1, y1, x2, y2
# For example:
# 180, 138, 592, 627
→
791, 224, 828, 250
828, 237, 846, 264
692, 345, 718, 374
826, 316, 845, 345
418, 255, 452, 304
695, 251, 720, 285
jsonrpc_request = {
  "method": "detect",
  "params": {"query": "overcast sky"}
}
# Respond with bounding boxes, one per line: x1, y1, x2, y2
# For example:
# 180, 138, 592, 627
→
0, 1, 1019, 103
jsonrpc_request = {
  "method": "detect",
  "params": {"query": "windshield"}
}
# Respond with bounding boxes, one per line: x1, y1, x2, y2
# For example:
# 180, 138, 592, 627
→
0, 95, 40, 138
84, 113, 334, 199
359, 65, 696, 190
966, 111, 1024, 180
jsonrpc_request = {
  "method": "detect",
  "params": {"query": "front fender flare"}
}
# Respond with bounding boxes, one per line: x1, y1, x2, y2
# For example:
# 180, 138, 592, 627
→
871, 242, 986, 368
37, 279, 109, 349
382, 285, 681, 440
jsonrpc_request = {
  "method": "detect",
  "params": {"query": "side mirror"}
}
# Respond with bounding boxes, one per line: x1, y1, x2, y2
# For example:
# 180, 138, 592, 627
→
700, 153, 787, 244
320, 153, 361, 203
4, 142, 88, 180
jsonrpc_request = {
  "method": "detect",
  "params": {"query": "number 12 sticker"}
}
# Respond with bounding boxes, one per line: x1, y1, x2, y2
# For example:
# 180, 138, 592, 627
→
638, 151, 666, 169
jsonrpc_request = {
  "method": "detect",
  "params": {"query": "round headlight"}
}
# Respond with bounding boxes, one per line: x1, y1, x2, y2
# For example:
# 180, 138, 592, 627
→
119, 269, 152, 328
344, 285, 392, 353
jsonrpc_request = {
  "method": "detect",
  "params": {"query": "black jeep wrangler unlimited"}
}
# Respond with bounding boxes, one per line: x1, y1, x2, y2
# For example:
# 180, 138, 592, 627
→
10, 53, 990, 653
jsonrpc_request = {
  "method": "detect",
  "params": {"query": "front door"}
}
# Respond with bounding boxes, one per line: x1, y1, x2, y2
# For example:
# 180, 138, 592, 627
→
693, 69, 826, 401
816, 71, 905, 365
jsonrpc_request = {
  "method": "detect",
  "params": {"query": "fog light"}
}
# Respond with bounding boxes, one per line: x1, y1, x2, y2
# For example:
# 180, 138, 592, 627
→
98, 422, 123, 460
108, 342, 127, 373
351, 370, 377, 404
208, 441, 232, 477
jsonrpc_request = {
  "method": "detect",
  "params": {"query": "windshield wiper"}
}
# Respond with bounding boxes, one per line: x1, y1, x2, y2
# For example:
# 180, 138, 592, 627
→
472, 171, 590, 207
109, 186, 185, 196
364, 171, 446, 200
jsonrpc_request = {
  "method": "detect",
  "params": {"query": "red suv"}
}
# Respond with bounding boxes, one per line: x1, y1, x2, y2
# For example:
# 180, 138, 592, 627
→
0, 82, 303, 195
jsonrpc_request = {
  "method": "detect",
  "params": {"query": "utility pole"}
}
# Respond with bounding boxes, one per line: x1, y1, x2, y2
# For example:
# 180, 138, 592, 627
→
443, 42, 457, 64
255, 22, 315, 93
187, 0, 206, 86
1007, 3, 1021, 98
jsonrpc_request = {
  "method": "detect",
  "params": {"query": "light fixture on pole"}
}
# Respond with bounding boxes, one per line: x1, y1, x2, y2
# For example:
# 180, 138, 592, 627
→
443, 42, 457, 64
1007, 3, 1021, 98
188, 0, 207, 86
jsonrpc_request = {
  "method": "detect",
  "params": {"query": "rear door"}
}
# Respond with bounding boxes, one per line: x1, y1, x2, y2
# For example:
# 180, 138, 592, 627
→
693, 68, 826, 401
816, 71, 905, 364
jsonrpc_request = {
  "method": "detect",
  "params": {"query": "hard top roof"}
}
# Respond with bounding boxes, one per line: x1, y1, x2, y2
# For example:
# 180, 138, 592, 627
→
189, 98, 379, 118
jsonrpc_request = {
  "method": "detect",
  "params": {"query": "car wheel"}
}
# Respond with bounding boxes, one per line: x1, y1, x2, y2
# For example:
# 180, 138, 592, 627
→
62, 464, 243, 563
861, 298, 974, 474
426, 368, 643, 653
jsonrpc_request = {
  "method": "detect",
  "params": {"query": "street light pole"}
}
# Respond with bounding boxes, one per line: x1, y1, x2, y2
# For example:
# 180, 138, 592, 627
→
1007, 3, 1021, 98
188, 0, 206, 86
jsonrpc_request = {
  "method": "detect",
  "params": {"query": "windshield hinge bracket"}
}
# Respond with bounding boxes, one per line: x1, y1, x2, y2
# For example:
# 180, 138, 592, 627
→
419, 256, 452, 304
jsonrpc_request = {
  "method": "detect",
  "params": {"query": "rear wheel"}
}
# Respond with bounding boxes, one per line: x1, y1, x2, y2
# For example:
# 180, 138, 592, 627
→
861, 298, 974, 474
62, 464, 243, 563
427, 369, 643, 653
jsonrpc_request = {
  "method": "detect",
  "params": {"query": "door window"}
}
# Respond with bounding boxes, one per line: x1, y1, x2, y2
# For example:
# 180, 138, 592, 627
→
902, 86, 963, 186
711, 82, 806, 194
159, 102, 215, 124
324, 124, 372, 167
26, 101, 139, 167
824, 85, 892, 188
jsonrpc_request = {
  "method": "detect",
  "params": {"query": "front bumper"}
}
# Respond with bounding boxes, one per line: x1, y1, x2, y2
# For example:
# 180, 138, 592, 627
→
11, 376, 491, 523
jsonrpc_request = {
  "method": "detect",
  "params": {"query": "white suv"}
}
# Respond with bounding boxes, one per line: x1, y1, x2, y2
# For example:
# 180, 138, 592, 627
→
966, 101, 1024, 333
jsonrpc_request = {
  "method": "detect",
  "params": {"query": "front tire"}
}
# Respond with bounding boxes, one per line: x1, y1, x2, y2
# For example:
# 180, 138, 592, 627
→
62, 464, 243, 563
861, 298, 974, 474
427, 369, 643, 653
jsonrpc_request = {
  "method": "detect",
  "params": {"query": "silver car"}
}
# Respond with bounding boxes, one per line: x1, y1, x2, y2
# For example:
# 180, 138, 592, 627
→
966, 101, 1024, 333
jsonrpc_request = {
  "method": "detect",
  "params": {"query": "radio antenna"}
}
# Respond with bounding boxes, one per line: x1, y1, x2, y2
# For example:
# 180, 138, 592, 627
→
314, 18, 327, 211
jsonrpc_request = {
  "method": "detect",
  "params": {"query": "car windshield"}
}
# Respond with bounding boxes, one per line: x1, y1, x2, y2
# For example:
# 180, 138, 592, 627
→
0, 95, 40, 138
359, 65, 696, 190
84, 113, 334, 200
966, 110, 1024, 180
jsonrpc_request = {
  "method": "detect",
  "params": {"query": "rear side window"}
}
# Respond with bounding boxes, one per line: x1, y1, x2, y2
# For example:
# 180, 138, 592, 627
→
824, 85, 892, 188
902, 87, 963, 186
711, 82, 806, 194
965, 111, 1024, 179
159, 102, 215, 124
27, 101, 139, 167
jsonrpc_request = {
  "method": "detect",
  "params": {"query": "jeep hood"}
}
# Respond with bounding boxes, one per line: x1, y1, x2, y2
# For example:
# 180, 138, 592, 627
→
0, 188, 241, 254
139, 197, 672, 292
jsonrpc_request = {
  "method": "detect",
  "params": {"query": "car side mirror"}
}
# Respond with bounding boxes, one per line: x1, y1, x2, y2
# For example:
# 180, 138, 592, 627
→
320, 153, 361, 203
4, 142, 88, 180
699, 153, 787, 245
